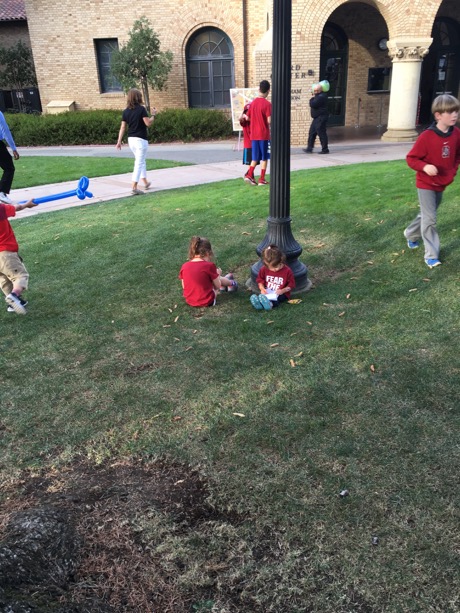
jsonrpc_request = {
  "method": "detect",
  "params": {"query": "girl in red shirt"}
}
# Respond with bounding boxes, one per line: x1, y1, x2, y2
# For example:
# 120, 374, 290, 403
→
250, 244, 295, 311
179, 236, 238, 307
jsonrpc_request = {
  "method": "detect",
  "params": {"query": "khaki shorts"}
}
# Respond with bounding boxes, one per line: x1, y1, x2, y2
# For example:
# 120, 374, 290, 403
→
0, 250, 29, 295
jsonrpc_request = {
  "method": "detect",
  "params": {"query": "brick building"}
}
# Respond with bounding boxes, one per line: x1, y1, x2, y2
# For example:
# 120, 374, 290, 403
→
9, 0, 460, 144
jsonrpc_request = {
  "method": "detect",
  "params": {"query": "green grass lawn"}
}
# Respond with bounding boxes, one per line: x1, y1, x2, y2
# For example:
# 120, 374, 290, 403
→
13, 155, 188, 188
1, 160, 459, 612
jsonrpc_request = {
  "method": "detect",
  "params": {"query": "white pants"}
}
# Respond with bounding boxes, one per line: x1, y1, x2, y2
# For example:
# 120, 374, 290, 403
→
128, 137, 148, 183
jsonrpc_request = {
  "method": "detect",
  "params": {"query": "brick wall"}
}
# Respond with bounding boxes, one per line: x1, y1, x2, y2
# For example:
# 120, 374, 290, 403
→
21, 0, 458, 144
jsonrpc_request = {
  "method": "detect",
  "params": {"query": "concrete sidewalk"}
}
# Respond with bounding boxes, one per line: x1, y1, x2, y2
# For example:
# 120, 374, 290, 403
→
14, 139, 412, 219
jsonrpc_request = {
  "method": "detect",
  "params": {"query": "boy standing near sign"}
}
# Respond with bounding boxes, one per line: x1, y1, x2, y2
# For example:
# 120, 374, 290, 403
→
244, 80, 271, 186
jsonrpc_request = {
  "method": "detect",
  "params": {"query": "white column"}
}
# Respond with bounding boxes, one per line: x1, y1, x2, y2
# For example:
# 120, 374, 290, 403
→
382, 38, 432, 142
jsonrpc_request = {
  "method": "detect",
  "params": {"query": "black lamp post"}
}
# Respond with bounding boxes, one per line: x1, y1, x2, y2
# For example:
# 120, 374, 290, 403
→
249, 0, 310, 293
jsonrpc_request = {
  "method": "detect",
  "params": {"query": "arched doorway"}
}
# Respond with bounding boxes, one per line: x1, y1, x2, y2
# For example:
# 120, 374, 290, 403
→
320, 23, 348, 126
419, 17, 460, 124
186, 27, 235, 108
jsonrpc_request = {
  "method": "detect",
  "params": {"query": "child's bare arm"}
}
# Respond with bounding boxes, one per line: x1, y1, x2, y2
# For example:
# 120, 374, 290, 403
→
15, 200, 38, 212
258, 283, 266, 294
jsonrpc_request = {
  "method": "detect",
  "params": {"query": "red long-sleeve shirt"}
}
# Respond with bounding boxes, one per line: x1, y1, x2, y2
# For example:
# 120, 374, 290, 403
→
406, 124, 460, 192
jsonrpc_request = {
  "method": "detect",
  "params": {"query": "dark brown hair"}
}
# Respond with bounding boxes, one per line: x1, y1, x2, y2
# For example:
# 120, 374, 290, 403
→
188, 236, 213, 260
127, 88, 143, 109
262, 244, 285, 268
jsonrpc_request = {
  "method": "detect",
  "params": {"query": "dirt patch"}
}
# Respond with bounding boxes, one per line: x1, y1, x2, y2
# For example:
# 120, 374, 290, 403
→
0, 458, 237, 612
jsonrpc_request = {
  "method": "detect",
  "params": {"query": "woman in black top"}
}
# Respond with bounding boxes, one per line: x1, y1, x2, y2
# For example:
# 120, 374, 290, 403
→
116, 88, 156, 195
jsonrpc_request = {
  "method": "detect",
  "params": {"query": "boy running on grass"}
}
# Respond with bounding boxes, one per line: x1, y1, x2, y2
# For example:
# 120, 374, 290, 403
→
0, 198, 37, 314
244, 80, 271, 186
405, 94, 460, 269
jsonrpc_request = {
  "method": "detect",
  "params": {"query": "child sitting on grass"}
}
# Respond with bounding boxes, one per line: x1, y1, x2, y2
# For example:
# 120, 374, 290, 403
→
0, 197, 37, 315
179, 236, 238, 307
250, 244, 295, 311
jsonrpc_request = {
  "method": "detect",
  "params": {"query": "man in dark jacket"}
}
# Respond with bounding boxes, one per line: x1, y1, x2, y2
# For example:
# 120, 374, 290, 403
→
303, 84, 329, 154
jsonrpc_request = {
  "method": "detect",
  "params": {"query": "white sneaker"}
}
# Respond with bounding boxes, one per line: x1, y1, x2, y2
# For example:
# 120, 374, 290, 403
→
5, 292, 27, 315
0, 192, 13, 204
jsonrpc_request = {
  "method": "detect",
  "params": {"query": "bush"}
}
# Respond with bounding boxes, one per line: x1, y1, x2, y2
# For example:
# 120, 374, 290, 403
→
6, 108, 233, 146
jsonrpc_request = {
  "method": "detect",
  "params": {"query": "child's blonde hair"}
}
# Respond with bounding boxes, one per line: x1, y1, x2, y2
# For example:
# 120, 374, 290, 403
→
188, 236, 213, 260
127, 88, 143, 109
432, 94, 460, 115
262, 244, 286, 268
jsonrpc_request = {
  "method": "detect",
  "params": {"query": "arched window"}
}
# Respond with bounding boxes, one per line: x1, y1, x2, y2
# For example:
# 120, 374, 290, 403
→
186, 28, 235, 108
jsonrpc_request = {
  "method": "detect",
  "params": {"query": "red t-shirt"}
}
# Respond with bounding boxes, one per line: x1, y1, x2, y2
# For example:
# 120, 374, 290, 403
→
179, 259, 219, 307
248, 97, 271, 141
0, 203, 18, 252
240, 103, 252, 148
256, 264, 295, 299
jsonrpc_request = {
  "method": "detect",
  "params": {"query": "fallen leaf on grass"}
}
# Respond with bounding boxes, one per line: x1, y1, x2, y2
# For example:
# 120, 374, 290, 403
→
174, 337, 180, 341
338, 311, 345, 317
408, 288, 418, 292
163, 325, 171, 328
370, 364, 376, 373
367, 261, 374, 265
422, 278, 431, 282
145, 264, 153, 269
233, 412, 245, 417
185, 346, 193, 351
291, 331, 298, 336
174, 315, 179, 322
290, 359, 296, 367
346, 294, 351, 299
295, 351, 303, 357
288, 299, 302, 304
173, 416, 182, 421
174, 479, 185, 485
242, 231, 251, 235
270, 343, 279, 347
168, 308, 173, 313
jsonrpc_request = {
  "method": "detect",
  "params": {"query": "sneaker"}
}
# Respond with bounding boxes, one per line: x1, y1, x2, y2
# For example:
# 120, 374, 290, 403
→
131, 188, 145, 195
5, 292, 27, 315
407, 239, 419, 249
0, 192, 13, 204
318, 149, 330, 154
7, 297, 28, 313
258, 294, 273, 310
250, 294, 264, 310
258, 179, 269, 185
425, 258, 441, 268
302, 148, 313, 153
226, 274, 238, 292
244, 174, 257, 186
143, 181, 151, 190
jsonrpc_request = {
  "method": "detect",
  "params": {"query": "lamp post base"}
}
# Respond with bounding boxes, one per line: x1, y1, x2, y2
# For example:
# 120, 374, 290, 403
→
247, 215, 311, 294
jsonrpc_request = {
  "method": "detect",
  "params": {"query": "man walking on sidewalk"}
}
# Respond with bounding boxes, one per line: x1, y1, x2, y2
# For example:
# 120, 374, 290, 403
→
303, 83, 329, 154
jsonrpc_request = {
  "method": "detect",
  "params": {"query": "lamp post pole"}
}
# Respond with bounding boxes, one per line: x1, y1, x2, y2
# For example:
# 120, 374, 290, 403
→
250, 0, 310, 293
